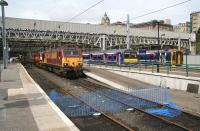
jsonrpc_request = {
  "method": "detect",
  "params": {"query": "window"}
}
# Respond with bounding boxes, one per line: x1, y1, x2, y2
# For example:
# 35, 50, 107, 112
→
64, 50, 80, 56
83, 55, 90, 59
166, 53, 171, 61
124, 52, 136, 58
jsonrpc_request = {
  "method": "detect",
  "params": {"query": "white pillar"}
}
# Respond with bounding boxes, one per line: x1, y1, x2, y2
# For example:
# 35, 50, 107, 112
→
102, 35, 106, 51
126, 14, 130, 50
189, 38, 191, 53
178, 37, 181, 50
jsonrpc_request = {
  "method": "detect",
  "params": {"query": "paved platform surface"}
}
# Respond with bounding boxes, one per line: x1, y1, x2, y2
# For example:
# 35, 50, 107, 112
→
84, 66, 200, 116
0, 63, 79, 131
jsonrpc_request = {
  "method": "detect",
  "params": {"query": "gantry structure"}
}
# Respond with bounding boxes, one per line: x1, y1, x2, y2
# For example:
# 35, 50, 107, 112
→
0, 17, 196, 54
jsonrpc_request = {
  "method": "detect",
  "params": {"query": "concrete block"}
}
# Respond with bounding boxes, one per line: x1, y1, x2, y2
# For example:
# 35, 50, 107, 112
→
187, 83, 199, 93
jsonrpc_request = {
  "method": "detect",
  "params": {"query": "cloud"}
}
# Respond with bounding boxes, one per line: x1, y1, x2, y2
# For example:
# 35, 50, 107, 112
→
2, 0, 199, 25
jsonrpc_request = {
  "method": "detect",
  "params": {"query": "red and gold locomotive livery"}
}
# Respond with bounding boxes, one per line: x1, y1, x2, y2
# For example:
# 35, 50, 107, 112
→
32, 52, 42, 64
33, 45, 83, 77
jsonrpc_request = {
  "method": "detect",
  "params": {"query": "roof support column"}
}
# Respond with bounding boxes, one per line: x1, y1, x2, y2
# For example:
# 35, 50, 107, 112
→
126, 14, 130, 50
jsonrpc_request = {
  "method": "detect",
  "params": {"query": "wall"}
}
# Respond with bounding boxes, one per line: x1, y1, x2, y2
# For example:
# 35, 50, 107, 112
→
87, 64, 200, 93
183, 55, 200, 64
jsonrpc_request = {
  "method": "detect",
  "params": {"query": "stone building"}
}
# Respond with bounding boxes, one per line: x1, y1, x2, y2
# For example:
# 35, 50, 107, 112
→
101, 13, 110, 25
131, 20, 173, 31
190, 11, 200, 33
173, 22, 190, 33
111, 21, 126, 27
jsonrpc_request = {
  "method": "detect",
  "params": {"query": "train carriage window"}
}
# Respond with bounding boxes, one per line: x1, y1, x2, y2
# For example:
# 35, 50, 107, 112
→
83, 55, 90, 59
64, 50, 80, 56
166, 53, 171, 61
124, 52, 136, 58
98, 56, 102, 59
124, 53, 129, 58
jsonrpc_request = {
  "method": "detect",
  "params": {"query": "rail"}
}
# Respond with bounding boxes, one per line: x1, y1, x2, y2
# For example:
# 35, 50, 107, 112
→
74, 78, 200, 131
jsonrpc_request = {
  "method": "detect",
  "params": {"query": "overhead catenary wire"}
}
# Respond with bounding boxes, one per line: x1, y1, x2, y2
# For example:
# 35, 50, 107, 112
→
67, 0, 105, 22
128, 0, 192, 22
56, 0, 192, 38
88, 0, 192, 34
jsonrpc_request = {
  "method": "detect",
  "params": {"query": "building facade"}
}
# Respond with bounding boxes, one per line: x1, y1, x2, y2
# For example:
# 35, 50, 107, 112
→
190, 11, 200, 33
131, 20, 173, 31
111, 21, 126, 27
173, 22, 190, 33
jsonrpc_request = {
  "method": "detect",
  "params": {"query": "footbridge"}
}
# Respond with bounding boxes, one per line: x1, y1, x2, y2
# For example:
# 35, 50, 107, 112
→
0, 17, 196, 52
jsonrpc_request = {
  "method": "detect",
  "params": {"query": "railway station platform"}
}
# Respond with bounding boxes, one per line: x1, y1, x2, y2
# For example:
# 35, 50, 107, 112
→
0, 63, 79, 131
84, 65, 200, 116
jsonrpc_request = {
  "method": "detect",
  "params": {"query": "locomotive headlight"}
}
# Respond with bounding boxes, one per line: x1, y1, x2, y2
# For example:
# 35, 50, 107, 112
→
64, 63, 68, 67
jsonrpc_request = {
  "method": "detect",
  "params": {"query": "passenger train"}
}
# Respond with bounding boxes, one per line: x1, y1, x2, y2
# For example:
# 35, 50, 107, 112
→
83, 49, 138, 65
33, 44, 83, 77
137, 50, 183, 65
83, 49, 183, 66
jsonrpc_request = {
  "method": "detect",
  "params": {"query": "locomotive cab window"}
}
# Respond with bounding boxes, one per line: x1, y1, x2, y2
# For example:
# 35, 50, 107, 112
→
64, 50, 80, 56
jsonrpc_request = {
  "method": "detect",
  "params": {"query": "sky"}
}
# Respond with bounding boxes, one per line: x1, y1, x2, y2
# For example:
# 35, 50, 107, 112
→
1, 0, 200, 25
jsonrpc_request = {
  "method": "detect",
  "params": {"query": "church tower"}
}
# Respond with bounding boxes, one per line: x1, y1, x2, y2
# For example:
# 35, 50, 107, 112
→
101, 12, 110, 25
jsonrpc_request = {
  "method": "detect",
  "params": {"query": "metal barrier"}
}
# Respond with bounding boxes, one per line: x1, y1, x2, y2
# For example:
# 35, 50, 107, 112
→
86, 61, 200, 77
85, 61, 200, 77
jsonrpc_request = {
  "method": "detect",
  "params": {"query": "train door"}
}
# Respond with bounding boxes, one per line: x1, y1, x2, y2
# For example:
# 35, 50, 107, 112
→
165, 52, 171, 64
180, 51, 183, 64
111, 54, 114, 64
44, 52, 47, 63
171, 51, 176, 65
58, 51, 62, 66
177, 51, 183, 65
175, 52, 178, 65
42, 52, 45, 63
113, 54, 117, 64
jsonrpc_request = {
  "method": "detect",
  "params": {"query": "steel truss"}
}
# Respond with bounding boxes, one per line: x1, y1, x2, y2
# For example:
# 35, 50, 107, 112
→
0, 29, 190, 50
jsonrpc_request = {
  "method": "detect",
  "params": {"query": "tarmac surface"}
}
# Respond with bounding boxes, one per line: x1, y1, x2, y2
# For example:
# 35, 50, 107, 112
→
0, 63, 79, 131
84, 66, 200, 116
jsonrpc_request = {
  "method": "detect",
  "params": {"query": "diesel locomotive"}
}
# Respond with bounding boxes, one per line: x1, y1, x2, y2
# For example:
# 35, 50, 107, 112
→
33, 45, 83, 77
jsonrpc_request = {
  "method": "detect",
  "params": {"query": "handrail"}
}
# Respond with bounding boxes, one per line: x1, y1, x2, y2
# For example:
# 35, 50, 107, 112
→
84, 61, 200, 77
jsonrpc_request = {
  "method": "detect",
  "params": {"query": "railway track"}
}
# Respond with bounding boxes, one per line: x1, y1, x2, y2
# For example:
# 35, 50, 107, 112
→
26, 66, 200, 131
42, 76, 186, 130
26, 67, 130, 131
72, 78, 200, 131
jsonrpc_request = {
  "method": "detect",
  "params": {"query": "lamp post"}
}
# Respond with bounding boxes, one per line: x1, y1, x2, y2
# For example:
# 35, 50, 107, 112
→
153, 20, 165, 73
126, 14, 130, 50
160, 34, 165, 64
186, 38, 191, 77
0, 0, 8, 69
155, 20, 160, 73
160, 34, 165, 49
